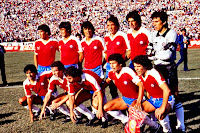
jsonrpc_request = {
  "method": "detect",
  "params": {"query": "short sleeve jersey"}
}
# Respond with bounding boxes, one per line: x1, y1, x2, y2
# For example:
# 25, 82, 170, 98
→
108, 67, 141, 99
81, 35, 105, 69
34, 38, 58, 66
68, 70, 102, 95
104, 31, 130, 61
140, 68, 167, 98
150, 28, 177, 65
23, 74, 49, 97
48, 75, 68, 92
127, 27, 150, 60
59, 35, 83, 65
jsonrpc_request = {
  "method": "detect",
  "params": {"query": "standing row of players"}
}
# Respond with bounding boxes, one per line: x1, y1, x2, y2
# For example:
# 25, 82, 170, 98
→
19, 10, 185, 133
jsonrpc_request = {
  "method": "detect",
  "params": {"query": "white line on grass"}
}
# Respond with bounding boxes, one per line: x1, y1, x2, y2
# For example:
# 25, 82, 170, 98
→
178, 78, 200, 80
0, 85, 23, 89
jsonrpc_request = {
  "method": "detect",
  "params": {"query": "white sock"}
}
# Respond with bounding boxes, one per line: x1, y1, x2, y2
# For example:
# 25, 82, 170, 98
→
75, 104, 95, 120
23, 105, 29, 110
107, 110, 128, 124
143, 115, 159, 129
159, 114, 172, 133
175, 102, 185, 131
46, 106, 54, 114
91, 106, 97, 114
32, 105, 40, 112
73, 109, 82, 118
57, 105, 70, 116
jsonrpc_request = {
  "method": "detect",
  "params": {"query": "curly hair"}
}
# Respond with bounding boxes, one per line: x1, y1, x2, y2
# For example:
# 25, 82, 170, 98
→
64, 66, 83, 78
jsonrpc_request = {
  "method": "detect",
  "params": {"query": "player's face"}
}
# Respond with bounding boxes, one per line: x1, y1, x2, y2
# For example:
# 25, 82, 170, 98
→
107, 21, 118, 35
60, 28, 70, 38
38, 30, 48, 39
66, 75, 81, 84
128, 18, 139, 30
134, 63, 146, 76
83, 27, 93, 39
109, 60, 122, 73
26, 70, 37, 81
182, 30, 186, 36
51, 67, 63, 78
152, 17, 165, 32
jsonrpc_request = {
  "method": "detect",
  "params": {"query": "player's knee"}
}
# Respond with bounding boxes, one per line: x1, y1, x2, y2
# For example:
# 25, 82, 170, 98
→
18, 98, 26, 106
103, 103, 111, 112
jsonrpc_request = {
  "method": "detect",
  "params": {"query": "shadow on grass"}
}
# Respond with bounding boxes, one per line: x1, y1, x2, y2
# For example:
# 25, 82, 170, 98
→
0, 81, 23, 87
0, 112, 17, 119
0, 120, 16, 125
170, 91, 200, 132
0, 103, 7, 105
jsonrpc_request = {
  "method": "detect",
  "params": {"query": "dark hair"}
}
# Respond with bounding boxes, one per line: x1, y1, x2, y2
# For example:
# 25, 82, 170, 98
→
181, 28, 186, 32
64, 66, 83, 78
132, 55, 153, 70
106, 15, 119, 31
59, 22, 71, 35
24, 64, 37, 74
75, 33, 82, 40
126, 10, 141, 27
151, 11, 168, 28
37, 24, 51, 35
81, 21, 95, 36
108, 53, 125, 67
50, 61, 65, 71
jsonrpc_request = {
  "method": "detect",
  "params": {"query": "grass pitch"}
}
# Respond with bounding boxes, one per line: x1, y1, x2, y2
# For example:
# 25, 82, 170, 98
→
0, 49, 200, 133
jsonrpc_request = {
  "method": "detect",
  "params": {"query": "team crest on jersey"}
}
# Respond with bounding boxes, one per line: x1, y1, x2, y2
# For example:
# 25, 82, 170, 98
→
124, 81, 128, 85
151, 84, 155, 87
50, 46, 54, 49
41, 82, 44, 86
94, 46, 97, 49
140, 41, 143, 45
116, 41, 120, 45
70, 45, 73, 48
37, 47, 40, 50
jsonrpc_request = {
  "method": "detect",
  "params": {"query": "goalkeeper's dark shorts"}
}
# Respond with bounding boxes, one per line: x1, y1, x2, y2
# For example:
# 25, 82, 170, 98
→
155, 62, 178, 93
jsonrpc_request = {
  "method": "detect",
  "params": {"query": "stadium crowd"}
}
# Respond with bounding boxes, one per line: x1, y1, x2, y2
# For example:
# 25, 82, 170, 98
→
0, 0, 199, 42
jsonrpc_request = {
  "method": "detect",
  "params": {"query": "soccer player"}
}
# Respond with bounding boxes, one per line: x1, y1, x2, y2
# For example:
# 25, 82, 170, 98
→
81, 21, 105, 79
18, 64, 49, 122
104, 15, 131, 99
34, 24, 58, 75
58, 22, 83, 69
102, 53, 144, 126
39, 61, 71, 121
148, 11, 185, 132
126, 10, 151, 69
133, 55, 175, 133
64, 66, 106, 127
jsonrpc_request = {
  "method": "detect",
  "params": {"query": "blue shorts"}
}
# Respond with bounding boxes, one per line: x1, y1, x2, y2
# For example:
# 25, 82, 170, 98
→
85, 65, 104, 79
64, 64, 78, 69
37, 65, 51, 75
40, 96, 45, 101
122, 96, 137, 107
147, 95, 175, 109
106, 63, 111, 79
129, 60, 135, 70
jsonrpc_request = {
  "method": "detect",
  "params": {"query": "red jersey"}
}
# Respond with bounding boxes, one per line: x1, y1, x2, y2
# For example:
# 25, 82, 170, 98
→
48, 75, 68, 92
140, 68, 168, 98
108, 67, 141, 99
58, 35, 83, 65
34, 38, 58, 66
81, 35, 105, 69
127, 27, 150, 60
23, 74, 49, 97
104, 31, 130, 61
67, 70, 102, 95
